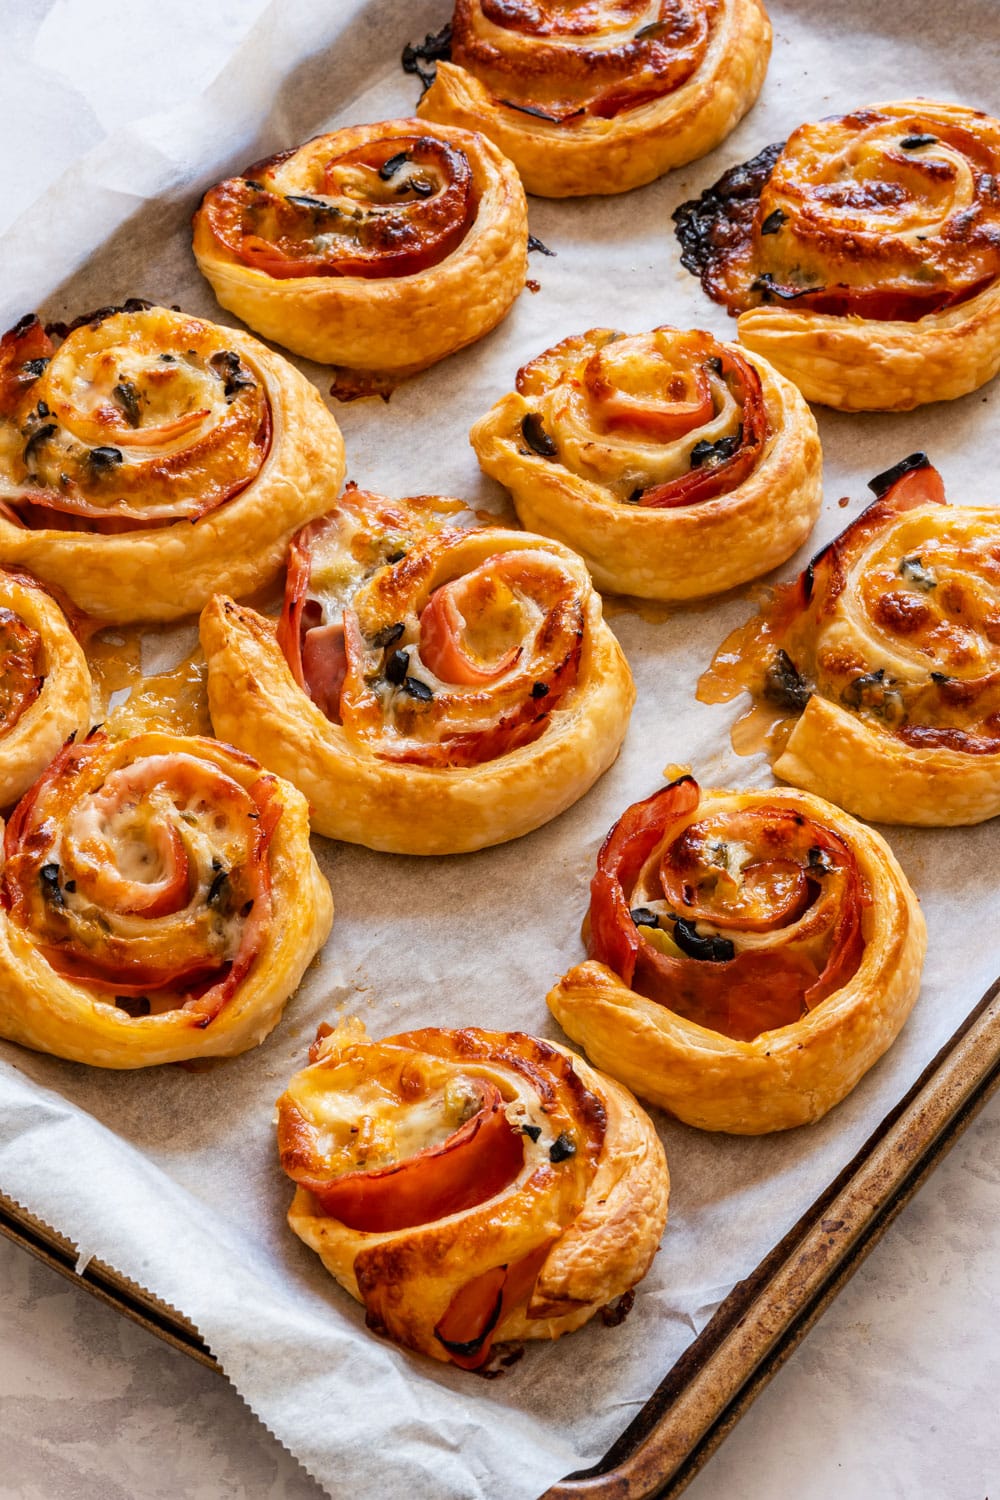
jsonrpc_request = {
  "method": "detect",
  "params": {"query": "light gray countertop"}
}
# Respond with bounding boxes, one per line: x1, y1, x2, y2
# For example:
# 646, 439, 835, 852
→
3, 1088, 998, 1500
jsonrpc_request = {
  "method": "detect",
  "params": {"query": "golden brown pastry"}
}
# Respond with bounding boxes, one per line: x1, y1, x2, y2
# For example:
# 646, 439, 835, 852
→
0, 568, 90, 805
674, 101, 1000, 410
0, 302, 345, 623
415, 0, 771, 198
547, 774, 926, 1133
700, 454, 1000, 825
192, 119, 527, 378
470, 325, 821, 599
0, 730, 332, 1067
277, 1019, 669, 1369
200, 485, 635, 854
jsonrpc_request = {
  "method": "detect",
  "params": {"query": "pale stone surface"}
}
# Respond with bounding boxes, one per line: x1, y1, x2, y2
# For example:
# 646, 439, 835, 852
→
2, 1089, 998, 1498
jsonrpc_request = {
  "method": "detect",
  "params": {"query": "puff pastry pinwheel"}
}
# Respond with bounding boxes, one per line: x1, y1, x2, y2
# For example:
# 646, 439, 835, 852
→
200, 485, 634, 854
0, 568, 90, 806
673, 101, 1000, 410
470, 325, 821, 599
547, 774, 925, 1133
700, 454, 1000, 826
415, 0, 771, 198
0, 301, 345, 623
277, 1020, 669, 1369
192, 120, 527, 378
0, 731, 332, 1068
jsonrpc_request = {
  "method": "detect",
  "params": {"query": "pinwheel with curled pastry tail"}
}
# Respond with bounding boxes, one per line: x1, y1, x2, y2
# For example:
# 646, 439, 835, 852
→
0, 568, 90, 806
415, 0, 771, 198
0, 731, 332, 1067
699, 454, 1000, 826
277, 1020, 669, 1369
471, 325, 821, 599
199, 485, 634, 854
0, 302, 345, 623
193, 119, 527, 380
674, 101, 1000, 410
547, 775, 926, 1133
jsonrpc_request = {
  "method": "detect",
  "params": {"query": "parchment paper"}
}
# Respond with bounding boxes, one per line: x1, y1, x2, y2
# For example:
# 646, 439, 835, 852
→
1, 3, 998, 1497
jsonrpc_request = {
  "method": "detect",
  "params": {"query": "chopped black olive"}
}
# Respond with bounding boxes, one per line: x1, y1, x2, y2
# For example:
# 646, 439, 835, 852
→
401, 20, 452, 95
672, 917, 735, 963
36, 400, 49, 417
499, 98, 582, 123
867, 452, 930, 497
842, 668, 904, 724
402, 676, 433, 701
159, 353, 176, 362
531, 682, 549, 699
627, 487, 644, 504
527, 234, 555, 257
899, 555, 937, 591
760, 207, 787, 235
930, 671, 951, 684
39, 864, 65, 908
243, 179, 266, 191
115, 995, 151, 1018
521, 412, 558, 458
521, 1123, 542, 1142
762, 649, 812, 711
209, 349, 256, 400
89, 445, 124, 471
22, 358, 49, 378
690, 429, 741, 468
749, 272, 821, 302
285, 193, 338, 214
22, 423, 56, 468
549, 1132, 576, 1163
705, 356, 723, 375
407, 178, 435, 198
635, 18, 667, 39
112, 378, 141, 428
386, 549, 407, 564
378, 151, 410, 180
385, 648, 409, 685
206, 867, 230, 906
806, 846, 831, 877
64, 880, 76, 893
630, 907, 661, 929
241, 899, 254, 918
371, 622, 405, 649
11, 313, 39, 338
900, 134, 937, 150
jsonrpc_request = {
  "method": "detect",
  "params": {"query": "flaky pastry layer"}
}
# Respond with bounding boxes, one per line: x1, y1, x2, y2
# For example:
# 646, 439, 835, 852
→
280, 1022, 668, 1367
418, 0, 771, 197
0, 732, 332, 1068
193, 119, 527, 373
548, 784, 926, 1133
470, 328, 821, 599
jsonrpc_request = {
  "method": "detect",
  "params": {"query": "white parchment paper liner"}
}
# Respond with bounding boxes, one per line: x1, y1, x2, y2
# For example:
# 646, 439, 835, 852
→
1, 2, 999, 1496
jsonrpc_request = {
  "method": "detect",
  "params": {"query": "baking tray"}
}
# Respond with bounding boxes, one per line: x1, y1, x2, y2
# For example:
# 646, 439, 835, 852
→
4, 967, 999, 1498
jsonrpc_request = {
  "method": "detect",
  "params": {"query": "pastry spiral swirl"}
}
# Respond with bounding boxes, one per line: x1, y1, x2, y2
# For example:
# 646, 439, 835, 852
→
193, 119, 527, 375
278, 1020, 669, 1369
700, 454, 1000, 825
417, 0, 771, 197
0, 731, 332, 1067
674, 101, 1000, 409
471, 325, 821, 599
547, 775, 925, 1132
0, 568, 90, 806
0, 302, 345, 622
200, 485, 634, 854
